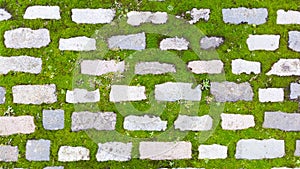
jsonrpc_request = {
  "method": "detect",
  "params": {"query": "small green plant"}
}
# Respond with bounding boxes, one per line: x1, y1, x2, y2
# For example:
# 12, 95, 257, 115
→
205, 95, 214, 104
201, 79, 210, 90
4, 106, 14, 116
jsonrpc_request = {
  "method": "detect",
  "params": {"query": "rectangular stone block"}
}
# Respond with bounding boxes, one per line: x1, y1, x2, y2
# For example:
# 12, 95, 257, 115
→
247, 35, 280, 51
221, 113, 255, 130
96, 142, 132, 161
24, 6, 60, 19
290, 83, 300, 99
174, 115, 212, 131
160, 37, 189, 50
81, 60, 125, 76
267, 59, 300, 76
0, 56, 42, 75
277, 10, 300, 24
187, 60, 223, 74
72, 8, 115, 24
58, 146, 90, 162
198, 144, 227, 159
124, 115, 167, 131
135, 62, 176, 75
0, 116, 35, 136
109, 85, 146, 102
232, 59, 261, 75
66, 88, 100, 103
0, 146, 18, 162
108, 32, 146, 50
59, 36, 96, 51
259, 88, 284, 102
294, 140, 300, 156
222, 7, 268, 25
263, 111, 300, 131
127, 11, 168, 26
26, 139, 50, 161
0, 87, 5, 104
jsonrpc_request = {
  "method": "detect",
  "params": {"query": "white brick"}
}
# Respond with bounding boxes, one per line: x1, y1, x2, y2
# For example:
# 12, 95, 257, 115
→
247, 35, 280, 51
232, 59, 261, 75
24, 6, 60, 19
0, 116, 35, 136
0, 56, 42, 74
109, 85, 146, 102
124, 115, 167, 131
0, 146, 18, 162
198, 144, 227, 159
58, 146, 90, 162
188, 60, 223, 74
174, 115, 212, 131
81, 60, 125, 76
96, 142, 132, 161
160, 37, 189, 50
66, 88, 100, 103
259, 88, 284, 102
72, 8, 115, 24
108, 32, 146, 50
127, 11, 168, 26
59, 36, 96, 51
267, 59, 300, 76
277, 10, 300, 24
221, 113, 255, 130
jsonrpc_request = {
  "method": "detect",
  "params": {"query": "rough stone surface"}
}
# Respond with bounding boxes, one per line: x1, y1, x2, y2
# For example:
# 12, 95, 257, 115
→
290, 83, 300, 99
198, 144, 228, 159
12, 84, 57, 104
71, 112, 116, 131
124, 115, 167, 131
235, 139, 285, 159
210, 82, 253, 102
127, 11, 168, 26
267, 59, 300, 76
26, 139, 50, 161
258, 88, 284, 102
187, 60, 223, 74
59, 36, 96, 51
135, 62, 176, 75
247, 35, 280, 51
96, 142, 132, 161
0, 146, 18, 162
155, 82, 201, 101
272, 168, 300, 169
24, 6, 60, 19
58, 146, 90, 162
222, 7, 268, 25
81, 60, 125, 76
0, 116, 35, 136
139, 142, 192, 160
44, 167, 64, 169
200, 37, 224, 49
0, 56, 42, 74
188, 8, 210, 24
174, 115, 212, 131
0, 9, 11, 21
263, 111, 300, 131
160, 37, 189, 50
4, 28, 50, 49
221, 113, 255, 130
109, 85, 146, 102
295, 140, 300, 156
288, 31, 300, 52
66, 88, 100, 103
277, 10, 300, 24
43, 109, 64, 130
0, 87, 5, 104
72, 8, 115, 24
108, 32, 146, 50
232, 59, 261, 75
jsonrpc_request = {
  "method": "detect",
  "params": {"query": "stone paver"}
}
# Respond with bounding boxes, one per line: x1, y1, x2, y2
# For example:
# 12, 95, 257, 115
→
198, 144, 228, 159
288, 31, 300, 52
96, 142, 132, 161
109, 85, 146, 102
272, 168, 300, 169
0, 87, 5, 104
0, 9, 11, 21
24, 6, 60, 19
232, 59, 261, 75
263, 111, 300, 131
160, 37, 189, 50
290, 83, 300, 99
267, 59, 300, 76
0, 116, 35, 136
71, 8, 115, 24
81, 60, 125, 76
0, 56, 42, 75
108, 32, 146, 50
58, 146, 90, 162
277, 10, 300, 24
258, 88, 284, 102
210, 82, 253, 102
124, 115, 167, 131
187, 60, 223, 74
221, 113, 255, 130
12, 84, 57, 104
222, 7, 268, 25
26, 139, 50, 161
174, 115, 212, 131
71, 112, 116, 131
200, 36, 224, 50
43, 109, 64, 130
246, 35, 280, 51
235, 139, 285, 159
0, 146, 18, 162
59, 36, 96, 51
4, 28, 50, 48
295, 140, 300, 156
139, 142, 192, 160
135, 62, 176, 75
127, 11, 168, 26
188, 8, 210, 24
66, 88, 100, 103
44, 167, 64, 169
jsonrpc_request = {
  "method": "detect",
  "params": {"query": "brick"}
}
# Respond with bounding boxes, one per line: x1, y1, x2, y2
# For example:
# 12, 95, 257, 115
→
267, 59, 300, 76
198, 144, 227, 159
0, 146, 18, 162
58, 146, 90, 162
259, 88, 284, 102
72, 8, 115, 24
66, 88, 100, 103
221, 113, 255, 130
290, 83, 300, 99
247, 35, 280, 51
277, 10, 300, 24
160, 37, 189, 50
0, 87, 5, 104
26, 139, 50, 161
81, 60, 125, 76
0, 56, 42, 74
174, 115, 212, 131
127, 11, 168, 26
124, 115, 167, 131
188, 8, 210, 24
109, 85, 146, 102
222, 7, 268, 25
24, 6, 60, 19
232, 59, 261, 75
288, 31, 300, 52
0, 9, 11, 21
135, 62, 176, 75
0, 116, 35, 136
187, 60, 223, 74
96, 142, 132, 161
263, 111, 300, 131
43, 109, 64, 130
59, 36, 96, 51
108, 32, 146, 50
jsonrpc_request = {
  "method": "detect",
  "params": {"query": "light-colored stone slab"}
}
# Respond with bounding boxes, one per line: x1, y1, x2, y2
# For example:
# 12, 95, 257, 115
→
222, 7, 268, 25
58, 146, 90, 162
139, 142, 192, 160
109, 85, 146, 102
267, 59, 300, 76
108, 32, 146, 50
0, 87, 5, 104
174, 115, 212, 131
59, 36, 96, 51
259, 88, 284, 102
12, 84, 57, 104
272, 168, 300, 169
246, 35, 280, 51
198, 144, 227, 159
72, 8, 115, 24
124, 115, 167, 131
187, 60, 223, 74
0, 56, 42, 74
221, 113, 255, 130
288, 31, 300, 52
4, 28, 50, 49
26, 139, 50, 161
295, 140, 300, 156
96, 142, 132, 161
43, 109, 64, 130
235, 139, 285, 159
188, 8, 210, 24
160, 37, 189, 50
44, 167, 64, 169
81, 60, 125, 76
263, 111, 300, 131
127, 11, 168, 26
232, 59, 261, 75
0, 146, 18, 162
66, 88, 100, 103
135, 62, 176, 75
24, 6, 60, 19
0, 116, 35, 136
277, 10, 300, 24
200, 36, 224, 50
0, 9, 11, 21
290, 83, 300, 99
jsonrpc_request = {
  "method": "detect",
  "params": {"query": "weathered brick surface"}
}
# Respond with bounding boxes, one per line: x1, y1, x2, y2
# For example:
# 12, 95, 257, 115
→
96, 142, 132, 161
0, 146, 18, 162
0, 116, 35, 136
24, 6, 60, 19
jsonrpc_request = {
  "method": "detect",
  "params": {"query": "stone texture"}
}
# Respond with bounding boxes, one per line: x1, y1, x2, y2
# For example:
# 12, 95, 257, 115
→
235, 139, 285, 159
59, 36, 96, 51
0, 56, 42, 74
232, 59, 261, 75
263, 111, 300, 131
277, 10, 300, 24
58, 146, 90, 162
155, 82, 201, 101
290, 83, 300, 99
4, 28, 50, 49
222, 7, 268, 25
247, 35, 280, 51
188, 8, 210, 24
272, 168, 300, 169
109, 85, 146, 102
160, 37, 189, 50
267, 59, 300, 76
288, 31, 300, 52
24, 6, 60, 19
139, 142, 192, 160
81, 60, 125, 76
0, 146, 18, 162
198, 144, 228, 159
135, 62, 176, 75
96, 142, 132, 161
221, 113, 255, 130
127, 11, 168, 26
200, 37, 224, 50
108, 32, 146, 50
66, 88, 100, 103
0, 116, 35, 136
295, 140, 300, 156
44, 167, 64, 169
187, 60, 223, 74
124, 115, 167, 131
174, 115, 212, 131
210, 82, 253, 102
0, 9, 11, 21
72, 8, 115, 24
26, 139, 50, 161
12, 84, 57, 104
0, 87, 5, 104
71, 112, 116, 131
259, 88, 284, 102
43, 109, 64, 130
